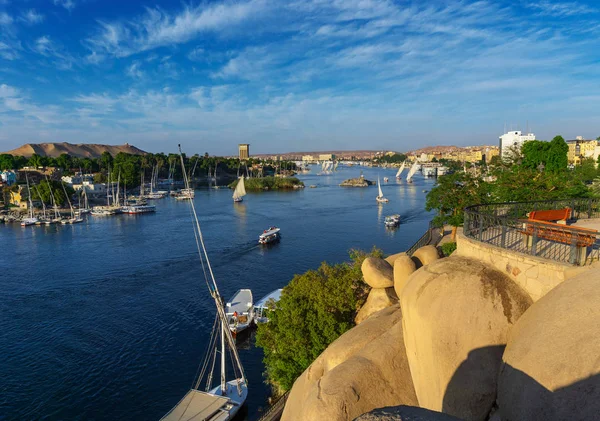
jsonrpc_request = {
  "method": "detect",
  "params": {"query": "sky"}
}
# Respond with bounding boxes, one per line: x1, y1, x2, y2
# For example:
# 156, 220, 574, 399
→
1, 0, 600, 155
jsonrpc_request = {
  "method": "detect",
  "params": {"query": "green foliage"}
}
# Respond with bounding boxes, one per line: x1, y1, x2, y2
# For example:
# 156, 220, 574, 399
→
30, 180, 74, 206
377, 153, 407, 164
491, 166, 589, 202
441, 242, 457, 257
0, 154, 15, 170
425, 172, 491, 229
521, 136, 568, 172
28, 154, 46, 168
228, 176, 304, 191
256, 248, 382, 392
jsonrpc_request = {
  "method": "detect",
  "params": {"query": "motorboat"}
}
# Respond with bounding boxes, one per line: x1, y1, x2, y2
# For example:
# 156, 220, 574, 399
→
174, 188, 195, 200
226, 289, 254, 335
259, 227, 281, 245
21, 217, 38, 227
61, 217, 84, 224
385, 214, 401, 228
383, 177, 389, 182
254, 289, 283, 324
122, 204, 156, 214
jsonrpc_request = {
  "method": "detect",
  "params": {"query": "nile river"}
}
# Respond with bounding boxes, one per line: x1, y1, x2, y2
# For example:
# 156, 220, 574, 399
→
0, 165, 435, 420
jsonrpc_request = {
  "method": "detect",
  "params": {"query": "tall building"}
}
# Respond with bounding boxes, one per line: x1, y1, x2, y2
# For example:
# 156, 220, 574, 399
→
499, 131, 535, 159
567, 137, 598, 165
319, 153, 336, 161
238, 144, 250, 160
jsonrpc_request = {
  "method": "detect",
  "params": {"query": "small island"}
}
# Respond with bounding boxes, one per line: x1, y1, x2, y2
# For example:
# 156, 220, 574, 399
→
339, 176, 375, 187
229, 176, 304, 191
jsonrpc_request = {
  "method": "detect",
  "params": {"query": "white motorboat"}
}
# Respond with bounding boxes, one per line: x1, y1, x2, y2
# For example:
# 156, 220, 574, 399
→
161, 146, 247, 421
254, 289, 283, 324
21, 217, 38, 227
174, 188, 195, 200
376, 177, 389, 203
258, 227, 281, 244
232, 176, 246, 203
385, 214, 401, 227
226, 289, 254, 335
122, 204, 156, 214
383, 177, 389, 182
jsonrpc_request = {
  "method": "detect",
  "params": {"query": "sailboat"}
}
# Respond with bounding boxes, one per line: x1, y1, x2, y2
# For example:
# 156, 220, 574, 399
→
61, 181, 83, 224
20, 174, 39, 226
46, 175, 62, 223
406, 161, 419, 184
232, 176, 246, 203
396, 161, 406, 179
79, 187, 91, 215
161, 145, 248, 421
376, 176, 389, 203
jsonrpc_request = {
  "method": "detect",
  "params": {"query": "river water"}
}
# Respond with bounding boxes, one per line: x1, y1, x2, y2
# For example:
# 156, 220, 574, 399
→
0, 165, 435, 420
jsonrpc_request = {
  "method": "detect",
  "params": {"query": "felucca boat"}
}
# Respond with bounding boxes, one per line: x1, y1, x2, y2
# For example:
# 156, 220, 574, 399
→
396, 161, 406, 179
226, 289, 254, 335
376, 176, 389, 203
161, 146, 247, 421
20, 174, 39, 226
406, 161, 419, 184
232, 176, 246, 203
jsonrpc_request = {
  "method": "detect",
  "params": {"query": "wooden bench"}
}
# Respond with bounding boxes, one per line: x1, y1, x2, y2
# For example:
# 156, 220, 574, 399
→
527, 208, 571, 224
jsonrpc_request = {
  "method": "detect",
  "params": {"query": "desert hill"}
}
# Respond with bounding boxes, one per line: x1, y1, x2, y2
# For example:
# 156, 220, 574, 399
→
2, 142, 146, 158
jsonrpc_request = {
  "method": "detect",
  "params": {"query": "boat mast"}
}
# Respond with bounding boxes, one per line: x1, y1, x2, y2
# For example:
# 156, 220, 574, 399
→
178, 145, 246, 392
61, 181, 74, 218
25, 173, 34, 218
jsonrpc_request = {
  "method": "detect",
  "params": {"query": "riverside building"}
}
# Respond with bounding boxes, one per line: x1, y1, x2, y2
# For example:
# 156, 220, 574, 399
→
499, 131, 535, 159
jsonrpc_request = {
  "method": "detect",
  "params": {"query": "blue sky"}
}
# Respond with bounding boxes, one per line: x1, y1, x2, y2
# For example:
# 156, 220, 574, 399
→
1, 0, 599, 155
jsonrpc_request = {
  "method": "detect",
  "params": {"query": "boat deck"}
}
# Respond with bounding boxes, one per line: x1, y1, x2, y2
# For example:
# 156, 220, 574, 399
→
160, 389, 229, 421
226, 289, 253, 315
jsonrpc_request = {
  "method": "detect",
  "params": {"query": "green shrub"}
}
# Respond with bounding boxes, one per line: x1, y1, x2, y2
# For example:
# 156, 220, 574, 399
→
228, 176, 304, 191
441, 242, 457, 257
256, 247, 383, 393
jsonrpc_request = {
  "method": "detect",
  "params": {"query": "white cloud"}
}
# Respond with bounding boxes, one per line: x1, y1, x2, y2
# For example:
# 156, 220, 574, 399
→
187, 46, 205, 61
19, 9, 44, 25
526, 1, 596, 17
126, 61, 144, 79
85, 0, 265, 59
53, 0, 76, 12
32, 36, 75, 69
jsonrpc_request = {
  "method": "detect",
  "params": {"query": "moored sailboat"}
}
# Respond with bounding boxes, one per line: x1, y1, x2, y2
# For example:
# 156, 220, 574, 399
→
20, 174, 39, 226
160, 145, 247, 421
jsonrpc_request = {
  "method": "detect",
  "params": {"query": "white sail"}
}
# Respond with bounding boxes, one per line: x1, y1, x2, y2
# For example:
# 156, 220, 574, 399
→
406, 161, 419, 182
232, 176, 246, 200
378, 177, 384, 198
321, 161, 326, 171
396, 161, 406, 178
333, 161, 338, 171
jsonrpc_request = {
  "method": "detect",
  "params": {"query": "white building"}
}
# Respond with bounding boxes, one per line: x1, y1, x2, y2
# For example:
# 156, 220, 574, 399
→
302, 155, 315, 162
499, 131, 536, 159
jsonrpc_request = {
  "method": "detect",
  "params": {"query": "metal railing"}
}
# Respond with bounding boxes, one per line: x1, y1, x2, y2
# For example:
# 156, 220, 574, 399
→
257, 391, 290, 421
406, 220, 443, 256
464, 198, 600, 266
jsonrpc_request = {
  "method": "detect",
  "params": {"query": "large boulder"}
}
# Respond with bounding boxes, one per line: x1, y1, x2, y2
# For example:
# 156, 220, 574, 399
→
354, 405, 466, 421
362, 257, 394, 288
400, 256, 532, 421
282, 305, 418, 421
385, 252, 407, 266
497, 268, 600, 421
393, 254, 417, 297
411, 245, 440, 267
355, 287, 398, 325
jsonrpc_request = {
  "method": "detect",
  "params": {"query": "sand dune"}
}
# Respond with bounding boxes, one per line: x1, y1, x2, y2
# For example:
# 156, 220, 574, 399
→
2, 142, 147, 158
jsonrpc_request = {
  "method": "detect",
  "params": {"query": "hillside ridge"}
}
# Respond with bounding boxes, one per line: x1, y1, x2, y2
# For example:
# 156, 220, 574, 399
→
2, 142, 147, 158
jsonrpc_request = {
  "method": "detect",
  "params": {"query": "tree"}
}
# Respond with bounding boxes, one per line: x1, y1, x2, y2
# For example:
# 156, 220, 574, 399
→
55, 153, 72, 171
256, 248, 381, 393
425, 172, 491, 240
28, 154, 46, 168
521, 136, 568, 173
0, 154, 15, 170
100, 151, 113, 170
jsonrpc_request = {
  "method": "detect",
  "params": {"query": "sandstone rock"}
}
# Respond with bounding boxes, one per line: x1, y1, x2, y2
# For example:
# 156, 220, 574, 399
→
354, 405, 466, 421
400, 256, 532, 421
411, 245, 440, 267
362, 257, 394, 288
355, 287, 398, 325
282, 305, 418, 421
385, 252, 407, 266
497, 268, 600, 421
393, 255, 417, 297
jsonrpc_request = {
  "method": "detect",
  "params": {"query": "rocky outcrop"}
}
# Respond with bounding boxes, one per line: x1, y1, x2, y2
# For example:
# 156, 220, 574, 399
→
385, 252, 406, 266
400, 256, 532, 420
411, 245, 440, 267
393, 255, 417, 297
281, 305, 418, 421
354, 405, 466, 421
340, 177, 375, 187
355, 287, 398, 324
497, 268, 600, 421
362, 257, 394, 288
